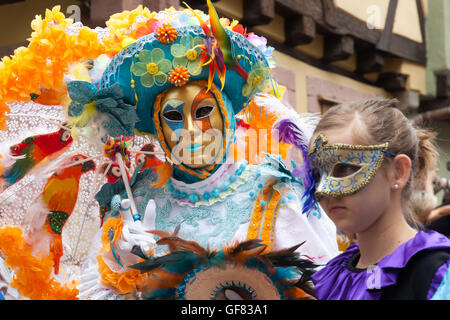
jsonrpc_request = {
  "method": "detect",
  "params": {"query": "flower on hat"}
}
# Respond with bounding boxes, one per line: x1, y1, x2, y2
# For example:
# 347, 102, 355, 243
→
132, 48, 172, 87
246, 33, 276, 68
135, 18, 159, 38
168, 66, 191, 87
156, 23, 178, 44
242, 62, 271, 98
170, 35, 203, 76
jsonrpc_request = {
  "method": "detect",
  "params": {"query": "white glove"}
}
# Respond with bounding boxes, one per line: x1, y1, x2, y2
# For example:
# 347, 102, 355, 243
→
116, 199, 156, 254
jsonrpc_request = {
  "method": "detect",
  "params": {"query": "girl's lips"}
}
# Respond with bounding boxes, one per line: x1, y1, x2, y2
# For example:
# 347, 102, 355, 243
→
329, 206, 346, 215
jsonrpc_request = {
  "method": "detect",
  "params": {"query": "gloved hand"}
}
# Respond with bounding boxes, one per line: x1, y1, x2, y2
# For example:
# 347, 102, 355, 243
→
116, 199, 156, 255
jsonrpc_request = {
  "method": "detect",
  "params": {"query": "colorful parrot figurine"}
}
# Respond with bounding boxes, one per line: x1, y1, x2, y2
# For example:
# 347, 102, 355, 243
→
103, 162, 130, 184
135, 143, 172, 189
205, 0, 248, 79
98, 162, 130, 226
1, 126, 73, 191
135, 143, 164, 172
24, 154, 96, 274
184, 0, 248, 91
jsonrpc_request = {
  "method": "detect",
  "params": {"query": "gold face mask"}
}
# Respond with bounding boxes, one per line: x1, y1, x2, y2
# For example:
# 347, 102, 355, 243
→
159, 82, 224, 169
307, 133, 392, 200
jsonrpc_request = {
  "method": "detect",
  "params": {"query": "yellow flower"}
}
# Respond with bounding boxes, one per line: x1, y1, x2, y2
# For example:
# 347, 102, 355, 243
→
45, 6, 73, 30
106, 5, 155, 40
229, 19, 240, 29
171, 35, 203, 75
31, 14, 43, 32
121, 37, 136, 48
165, 7, 177, 14
242, 62, 271, 98
103, 6, 157, 55
219, 17, 230, 27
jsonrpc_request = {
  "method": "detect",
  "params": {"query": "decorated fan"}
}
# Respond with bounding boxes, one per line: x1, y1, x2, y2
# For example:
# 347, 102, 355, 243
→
130, 233, 317, 300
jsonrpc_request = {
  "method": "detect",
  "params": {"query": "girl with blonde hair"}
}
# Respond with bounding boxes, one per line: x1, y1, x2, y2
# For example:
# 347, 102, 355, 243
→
309, 99, 450, 300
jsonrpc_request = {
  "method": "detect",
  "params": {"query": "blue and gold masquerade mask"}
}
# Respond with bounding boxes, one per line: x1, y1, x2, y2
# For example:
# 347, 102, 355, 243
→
308, 134, 394, 200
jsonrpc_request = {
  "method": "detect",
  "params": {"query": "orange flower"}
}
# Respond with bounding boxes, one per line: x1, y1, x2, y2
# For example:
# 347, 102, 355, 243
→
168, 66, 190, 87
135, 18, 158, 38
101, 217, 123, 252
156, 23, 178, 44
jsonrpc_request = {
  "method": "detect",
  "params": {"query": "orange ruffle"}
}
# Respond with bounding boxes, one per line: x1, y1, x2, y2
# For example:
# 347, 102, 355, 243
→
0, 226, 79, 300
97, 253, 147, 295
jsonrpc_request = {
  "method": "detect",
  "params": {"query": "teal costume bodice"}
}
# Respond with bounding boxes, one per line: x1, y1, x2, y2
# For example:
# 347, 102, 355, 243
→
133, 157, 305, 253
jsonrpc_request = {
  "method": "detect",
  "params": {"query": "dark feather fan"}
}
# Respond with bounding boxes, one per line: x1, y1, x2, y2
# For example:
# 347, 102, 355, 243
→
129, 235, 318, 300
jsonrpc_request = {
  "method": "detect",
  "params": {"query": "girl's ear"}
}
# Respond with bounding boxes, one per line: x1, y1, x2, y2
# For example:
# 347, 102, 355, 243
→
392, 154, 412, 190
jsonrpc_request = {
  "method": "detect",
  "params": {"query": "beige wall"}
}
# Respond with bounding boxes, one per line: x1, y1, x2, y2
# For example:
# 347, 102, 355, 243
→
335, 0, 427, 43
213, 0, 427, 111
334, 0, 389, 29
273, 50, 388, 114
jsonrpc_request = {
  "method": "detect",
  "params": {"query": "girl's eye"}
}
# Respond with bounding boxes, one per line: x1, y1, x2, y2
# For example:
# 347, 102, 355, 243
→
163, 110, 183, 122
332, 163, 361, 178
195, 106, 214, 119
312, 168, 322, 183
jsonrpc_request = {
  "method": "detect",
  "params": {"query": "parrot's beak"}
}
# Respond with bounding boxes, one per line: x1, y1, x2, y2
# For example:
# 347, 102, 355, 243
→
81, 159, 96, 172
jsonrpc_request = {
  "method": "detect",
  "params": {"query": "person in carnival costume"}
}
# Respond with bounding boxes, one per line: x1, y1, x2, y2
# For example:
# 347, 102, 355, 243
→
0, 1, 338, 300
309, 99, 450, 300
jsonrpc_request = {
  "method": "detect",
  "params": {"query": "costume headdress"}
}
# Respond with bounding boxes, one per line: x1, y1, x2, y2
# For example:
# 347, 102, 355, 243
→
64, 0, 276, 184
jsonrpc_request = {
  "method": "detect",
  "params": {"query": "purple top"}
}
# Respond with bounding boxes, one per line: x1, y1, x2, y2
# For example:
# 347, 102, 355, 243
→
312, 230, 450, 300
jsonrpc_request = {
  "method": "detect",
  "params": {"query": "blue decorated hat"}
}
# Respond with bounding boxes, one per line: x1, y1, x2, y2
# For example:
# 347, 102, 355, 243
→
98, 3, 276, 136
66, 1, 277, 185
